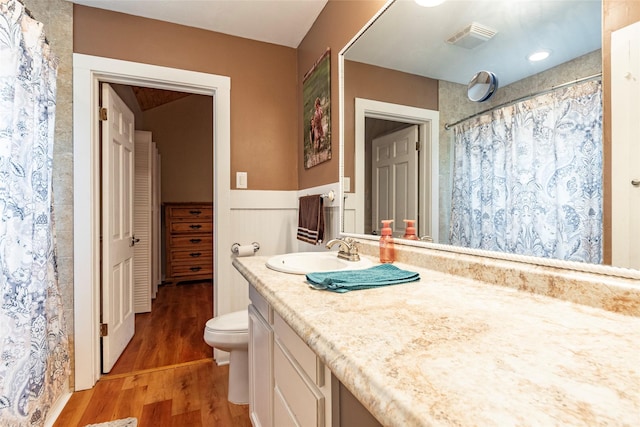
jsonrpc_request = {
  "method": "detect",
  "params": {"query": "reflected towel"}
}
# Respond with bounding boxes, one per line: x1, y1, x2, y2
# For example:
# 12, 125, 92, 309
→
306, 264, 420, 293
297, 195, 325, 245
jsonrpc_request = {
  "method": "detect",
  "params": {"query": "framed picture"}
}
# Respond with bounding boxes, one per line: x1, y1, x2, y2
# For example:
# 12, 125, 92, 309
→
303, 48, 331, 169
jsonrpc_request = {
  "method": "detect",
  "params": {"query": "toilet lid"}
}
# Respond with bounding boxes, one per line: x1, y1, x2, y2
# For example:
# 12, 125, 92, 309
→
206, 310, 248, 333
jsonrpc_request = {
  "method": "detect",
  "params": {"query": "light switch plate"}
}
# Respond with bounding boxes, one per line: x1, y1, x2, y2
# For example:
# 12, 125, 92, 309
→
343, 177, 351, 192
236, 171, 247, 189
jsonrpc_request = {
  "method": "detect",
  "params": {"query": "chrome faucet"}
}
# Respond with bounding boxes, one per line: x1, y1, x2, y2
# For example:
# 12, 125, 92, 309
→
325, 237, 360, 261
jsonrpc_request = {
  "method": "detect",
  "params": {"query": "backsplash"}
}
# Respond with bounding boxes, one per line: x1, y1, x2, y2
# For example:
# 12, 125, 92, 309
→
355, 239, 640, 317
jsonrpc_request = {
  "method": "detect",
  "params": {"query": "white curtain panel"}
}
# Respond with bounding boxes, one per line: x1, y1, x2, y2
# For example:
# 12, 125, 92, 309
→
450, 80, 603, 264
0, 1, 69, 425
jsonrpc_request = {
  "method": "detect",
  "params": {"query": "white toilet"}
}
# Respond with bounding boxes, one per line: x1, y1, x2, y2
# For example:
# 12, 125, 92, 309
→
203, 309, 249, 404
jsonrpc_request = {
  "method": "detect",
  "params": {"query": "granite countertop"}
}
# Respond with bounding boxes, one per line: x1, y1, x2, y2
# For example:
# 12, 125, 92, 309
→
233, 255, 640, 427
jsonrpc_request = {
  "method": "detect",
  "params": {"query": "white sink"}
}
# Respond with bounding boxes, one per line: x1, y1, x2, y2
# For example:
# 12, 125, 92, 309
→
266, 252, 373, 275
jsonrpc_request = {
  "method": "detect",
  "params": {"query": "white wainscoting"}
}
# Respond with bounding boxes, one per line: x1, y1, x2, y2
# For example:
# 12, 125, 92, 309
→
226, 183, 341, 313
213, 184, 339, 365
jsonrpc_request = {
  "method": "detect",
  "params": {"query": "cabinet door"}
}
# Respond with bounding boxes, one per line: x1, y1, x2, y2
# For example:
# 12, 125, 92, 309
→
274, 340, 325, 427
249, 304, 273, 427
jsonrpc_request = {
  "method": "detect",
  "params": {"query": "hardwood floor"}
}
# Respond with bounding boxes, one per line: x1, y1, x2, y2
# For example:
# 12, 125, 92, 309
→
109, 280, 214, 375
54, 281, 251, 427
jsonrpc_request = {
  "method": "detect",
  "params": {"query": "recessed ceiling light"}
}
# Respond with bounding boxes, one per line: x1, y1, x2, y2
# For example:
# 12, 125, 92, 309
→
415, 0, 447, 7
528, 50, 550, 62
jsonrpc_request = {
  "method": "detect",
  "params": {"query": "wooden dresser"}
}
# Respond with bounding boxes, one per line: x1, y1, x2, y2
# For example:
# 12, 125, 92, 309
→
164, 202, 213, 283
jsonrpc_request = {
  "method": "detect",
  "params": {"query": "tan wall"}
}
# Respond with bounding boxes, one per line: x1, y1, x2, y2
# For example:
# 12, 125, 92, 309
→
602, 0, 640, 264
73, 5, 298, 191
141, 95, 214, 203
297, 0, 387, 189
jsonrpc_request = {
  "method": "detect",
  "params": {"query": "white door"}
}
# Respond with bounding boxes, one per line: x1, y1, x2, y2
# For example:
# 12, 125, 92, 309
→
371, 125, 419, 236
101, 83, 136, 373
611, 22, 640, 269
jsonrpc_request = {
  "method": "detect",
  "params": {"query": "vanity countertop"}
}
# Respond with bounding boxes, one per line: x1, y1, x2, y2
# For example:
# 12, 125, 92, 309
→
233, 255, 640, 426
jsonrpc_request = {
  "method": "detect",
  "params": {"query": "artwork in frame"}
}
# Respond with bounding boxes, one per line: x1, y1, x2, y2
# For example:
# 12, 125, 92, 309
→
303, 48, 331, 169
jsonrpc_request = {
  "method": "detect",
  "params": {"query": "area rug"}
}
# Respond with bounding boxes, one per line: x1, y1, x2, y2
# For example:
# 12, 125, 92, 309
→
85, 418, 137, 427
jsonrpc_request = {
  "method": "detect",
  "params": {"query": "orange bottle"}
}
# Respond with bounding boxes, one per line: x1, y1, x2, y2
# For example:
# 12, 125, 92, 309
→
379, 220, 395, 263
403, 219, 419, 240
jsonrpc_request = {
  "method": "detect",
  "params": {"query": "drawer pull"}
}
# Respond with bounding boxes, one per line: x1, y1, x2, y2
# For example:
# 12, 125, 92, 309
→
189, 224, 202, 229
189, 238, 202, 243
189, 252, 202, 257
190, 266, 202, 272
189, 210, 202, 215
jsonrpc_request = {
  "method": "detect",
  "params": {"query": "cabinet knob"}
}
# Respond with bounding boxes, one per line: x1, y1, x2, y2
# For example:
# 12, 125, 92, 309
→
190, 266, 202, 272
190, 238, 202, 243
190, 252, 202, 257
189, 210, 202, 215
189, 224, 202, 229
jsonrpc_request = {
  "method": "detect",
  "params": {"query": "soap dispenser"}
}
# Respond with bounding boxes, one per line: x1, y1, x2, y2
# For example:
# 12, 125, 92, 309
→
403, 219, 419, 241
379, 219, 395, 263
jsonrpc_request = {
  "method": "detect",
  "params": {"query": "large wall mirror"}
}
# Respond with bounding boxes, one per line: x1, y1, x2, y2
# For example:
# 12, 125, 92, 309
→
339, 0, 640, 276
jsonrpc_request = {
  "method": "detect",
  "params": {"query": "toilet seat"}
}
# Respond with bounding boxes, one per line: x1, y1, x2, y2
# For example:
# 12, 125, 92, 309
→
205, 310, 248, 333
204, 309, 249, 350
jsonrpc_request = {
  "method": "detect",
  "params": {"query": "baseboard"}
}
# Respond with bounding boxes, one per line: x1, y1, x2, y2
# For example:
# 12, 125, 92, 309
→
44, 380, 72, 427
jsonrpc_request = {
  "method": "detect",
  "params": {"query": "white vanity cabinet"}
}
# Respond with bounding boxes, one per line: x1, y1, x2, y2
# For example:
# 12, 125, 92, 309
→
273, 311, 330, 427
248, 283, 381, 427
248, 286, 273, 427
249, 284, 333, 427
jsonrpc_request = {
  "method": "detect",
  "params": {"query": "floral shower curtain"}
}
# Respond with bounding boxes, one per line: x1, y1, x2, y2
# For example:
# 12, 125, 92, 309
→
449, 79, 603, 264
0, 1, 69, 425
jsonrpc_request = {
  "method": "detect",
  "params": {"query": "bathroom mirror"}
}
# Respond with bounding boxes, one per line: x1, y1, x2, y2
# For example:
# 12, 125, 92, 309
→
339, 0, 639, 275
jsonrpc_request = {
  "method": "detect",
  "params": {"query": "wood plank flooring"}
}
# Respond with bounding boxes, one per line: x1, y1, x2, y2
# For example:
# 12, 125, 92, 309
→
54, 281, 251, 427
109, 280, 214, 375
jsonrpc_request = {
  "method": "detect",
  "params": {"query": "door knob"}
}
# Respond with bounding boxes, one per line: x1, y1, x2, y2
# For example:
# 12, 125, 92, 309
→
130, 235, 140, 247
632, 179, 640, 187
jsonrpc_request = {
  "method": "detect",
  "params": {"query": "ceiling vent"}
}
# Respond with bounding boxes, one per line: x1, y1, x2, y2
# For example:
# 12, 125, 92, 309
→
446, 22, 497, 49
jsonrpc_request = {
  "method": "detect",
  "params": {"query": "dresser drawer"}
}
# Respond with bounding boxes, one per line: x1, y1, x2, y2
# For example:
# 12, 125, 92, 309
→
169, 234, 213, 248
168, 206, 213, 220
170, 249, 213, 263
170, 221, 213, 234
170, 261, 213, 277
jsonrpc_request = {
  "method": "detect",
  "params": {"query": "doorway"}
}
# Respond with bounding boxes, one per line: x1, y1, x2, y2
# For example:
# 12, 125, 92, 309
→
100, 83, 214, 375
352, 98, 439, 241
73, 54, 232, 391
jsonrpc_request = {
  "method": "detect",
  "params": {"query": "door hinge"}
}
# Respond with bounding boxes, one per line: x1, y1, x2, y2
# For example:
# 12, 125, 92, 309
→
416, 141, 421, 151
99, 107, 108, 121
100, 323, 108, 337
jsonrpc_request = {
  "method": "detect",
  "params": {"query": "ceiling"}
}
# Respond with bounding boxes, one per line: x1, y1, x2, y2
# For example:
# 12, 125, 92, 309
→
345, 0, 602, 86
69, 0, 328, 48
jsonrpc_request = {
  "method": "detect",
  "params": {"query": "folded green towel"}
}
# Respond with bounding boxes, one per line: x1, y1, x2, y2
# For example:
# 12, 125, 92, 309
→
306, 264, 420, 293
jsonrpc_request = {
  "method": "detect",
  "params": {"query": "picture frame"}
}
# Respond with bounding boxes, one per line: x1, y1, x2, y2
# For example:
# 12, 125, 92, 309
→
303, 48, 331, 169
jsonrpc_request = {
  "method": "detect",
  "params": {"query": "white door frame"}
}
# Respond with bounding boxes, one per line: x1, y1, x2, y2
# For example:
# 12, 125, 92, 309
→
353, 98, 439, 241
73, 54, 231, 390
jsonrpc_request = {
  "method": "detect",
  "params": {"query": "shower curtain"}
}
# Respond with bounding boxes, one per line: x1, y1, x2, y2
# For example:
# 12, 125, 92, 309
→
0, 1, 69, 425
449, 80, 603, 264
